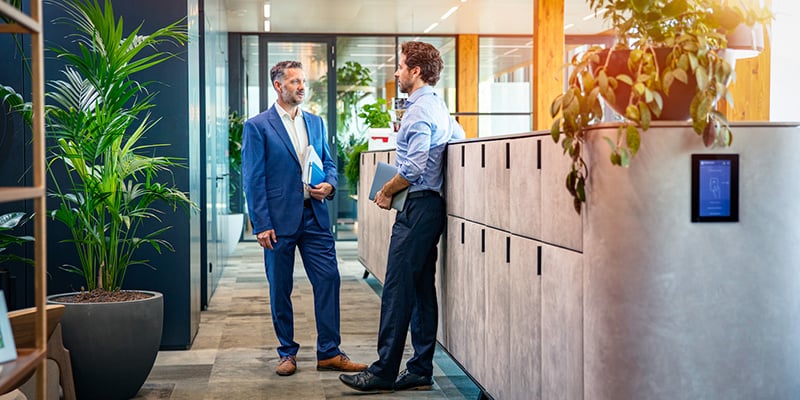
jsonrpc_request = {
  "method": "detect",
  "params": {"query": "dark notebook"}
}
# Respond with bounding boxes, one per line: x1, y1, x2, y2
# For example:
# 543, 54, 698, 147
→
368, 162, 408, 212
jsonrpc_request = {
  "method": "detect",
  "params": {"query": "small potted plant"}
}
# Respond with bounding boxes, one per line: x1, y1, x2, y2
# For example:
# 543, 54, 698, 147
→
549, 0, 772, 213
359, 97, 393, 150
344, 98, 392, 193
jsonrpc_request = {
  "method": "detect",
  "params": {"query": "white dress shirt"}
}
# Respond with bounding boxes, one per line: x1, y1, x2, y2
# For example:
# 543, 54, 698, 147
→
276, 103, 310, 199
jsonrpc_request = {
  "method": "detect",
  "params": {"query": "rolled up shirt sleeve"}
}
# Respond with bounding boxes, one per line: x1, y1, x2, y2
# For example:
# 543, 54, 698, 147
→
397, 119, 434, 185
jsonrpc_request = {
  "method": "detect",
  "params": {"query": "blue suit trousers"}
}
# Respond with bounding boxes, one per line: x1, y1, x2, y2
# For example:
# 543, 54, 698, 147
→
264, 207, 341, 360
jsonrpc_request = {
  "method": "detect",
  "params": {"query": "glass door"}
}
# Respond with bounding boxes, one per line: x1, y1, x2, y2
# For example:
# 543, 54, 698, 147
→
239, 36, 340, 237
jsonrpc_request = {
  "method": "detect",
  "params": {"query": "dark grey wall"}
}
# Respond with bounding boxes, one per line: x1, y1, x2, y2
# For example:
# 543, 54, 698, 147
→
0, 29, 34, 310
0, 0, 201, 349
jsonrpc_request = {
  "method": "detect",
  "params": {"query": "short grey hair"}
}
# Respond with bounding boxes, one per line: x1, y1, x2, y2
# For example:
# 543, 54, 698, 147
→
270, 61, 303, 84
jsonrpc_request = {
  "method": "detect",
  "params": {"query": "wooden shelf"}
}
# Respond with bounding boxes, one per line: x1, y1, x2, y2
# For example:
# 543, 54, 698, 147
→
0, 2, 40, 33
0, 187, 45, 203
0, 0, 47, 398
0, 349, 45, 394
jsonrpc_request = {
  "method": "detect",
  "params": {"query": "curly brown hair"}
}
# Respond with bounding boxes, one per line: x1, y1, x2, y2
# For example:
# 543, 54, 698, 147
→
401, 41, 443, 87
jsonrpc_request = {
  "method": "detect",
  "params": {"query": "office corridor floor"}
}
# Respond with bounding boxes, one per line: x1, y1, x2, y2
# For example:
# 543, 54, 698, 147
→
134, 241, 479, 400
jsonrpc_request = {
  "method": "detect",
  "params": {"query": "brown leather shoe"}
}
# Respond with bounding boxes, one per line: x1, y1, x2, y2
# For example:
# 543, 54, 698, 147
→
317, 353, 368, 372
276, 355, 297, 376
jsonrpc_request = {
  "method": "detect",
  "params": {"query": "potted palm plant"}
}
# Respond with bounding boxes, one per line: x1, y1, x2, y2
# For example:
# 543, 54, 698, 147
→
549, 0, 772, 213
2, 0, 191, 398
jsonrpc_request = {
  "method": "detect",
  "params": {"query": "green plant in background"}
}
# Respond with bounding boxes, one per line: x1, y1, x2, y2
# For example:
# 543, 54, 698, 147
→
549, 0, 772, 213
228, 110, 245, 210
228, 110, 245, 175
358, 98, 392, 128
336, 61, 373, 153
3, 0, 195, 293
344, 141, 369, 193
0, 212, 34, 266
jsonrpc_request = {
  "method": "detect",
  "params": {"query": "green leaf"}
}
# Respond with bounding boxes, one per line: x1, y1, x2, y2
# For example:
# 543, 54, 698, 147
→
603, 136, 616, 152
638, 101, 651, 130
696, 67, 709, 91
619, 148, 631, 167
551, 118, 562, 142
551, 94, 563, 118
617, 74, 633, 86
625, 104, 640, 121
626, 125, 641, 157
598, 69, 608, 93
672, 68, 688, 84
661, 71, 675, 96
633, 82, 646, 96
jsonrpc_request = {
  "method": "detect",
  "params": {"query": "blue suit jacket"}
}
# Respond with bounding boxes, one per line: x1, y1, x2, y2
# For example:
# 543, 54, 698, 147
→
241, 105, 338, 236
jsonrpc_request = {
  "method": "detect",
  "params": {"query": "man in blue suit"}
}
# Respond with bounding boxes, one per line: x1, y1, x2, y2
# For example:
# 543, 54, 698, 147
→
242, 60, 367, 377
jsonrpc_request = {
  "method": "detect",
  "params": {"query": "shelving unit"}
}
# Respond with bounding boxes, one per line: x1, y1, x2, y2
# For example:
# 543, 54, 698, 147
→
0, 0, 48, 398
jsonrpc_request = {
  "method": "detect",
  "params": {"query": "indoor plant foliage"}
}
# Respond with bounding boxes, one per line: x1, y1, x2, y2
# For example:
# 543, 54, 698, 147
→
228, 109, 245, 207
0, 212, 34, 266
345, 98, 391, 192
42, 0, 193, 297
549, 0, 772, 213
358, 97, 392, 129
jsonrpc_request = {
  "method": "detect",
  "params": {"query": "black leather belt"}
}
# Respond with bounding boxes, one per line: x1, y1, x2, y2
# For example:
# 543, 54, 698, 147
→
407, 190, 439, 199
303, 198, 312, 208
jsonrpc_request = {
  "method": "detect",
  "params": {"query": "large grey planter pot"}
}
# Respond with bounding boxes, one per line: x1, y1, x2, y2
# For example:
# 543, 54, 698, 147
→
47, 291, 164, 400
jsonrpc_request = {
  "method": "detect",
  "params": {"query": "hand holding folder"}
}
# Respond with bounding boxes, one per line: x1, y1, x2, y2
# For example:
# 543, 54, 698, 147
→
302, 145, 325, 187
368, 162, 408, 212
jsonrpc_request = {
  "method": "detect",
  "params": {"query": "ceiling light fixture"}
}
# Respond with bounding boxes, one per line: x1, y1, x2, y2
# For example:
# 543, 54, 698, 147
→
264, 20, 271, 32
565, 23, 575, 30
582, 13, 595, 21
423, 22, 439, 33
441, 6, 459, 20
263, 3, 270, 18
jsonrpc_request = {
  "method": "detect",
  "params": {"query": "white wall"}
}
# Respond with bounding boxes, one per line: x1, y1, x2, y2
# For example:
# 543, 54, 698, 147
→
770, 0, 800, 121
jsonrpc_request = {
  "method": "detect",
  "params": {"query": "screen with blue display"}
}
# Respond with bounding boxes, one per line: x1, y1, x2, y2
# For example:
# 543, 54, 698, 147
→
691, 154, 739, 222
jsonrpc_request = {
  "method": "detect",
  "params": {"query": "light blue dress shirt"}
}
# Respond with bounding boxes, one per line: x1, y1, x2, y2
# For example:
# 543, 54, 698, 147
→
395, 86, 465, 195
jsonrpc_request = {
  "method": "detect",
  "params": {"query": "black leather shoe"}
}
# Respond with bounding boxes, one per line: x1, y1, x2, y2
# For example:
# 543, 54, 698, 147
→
394, 369, 433, 391
339, 370, 394, 393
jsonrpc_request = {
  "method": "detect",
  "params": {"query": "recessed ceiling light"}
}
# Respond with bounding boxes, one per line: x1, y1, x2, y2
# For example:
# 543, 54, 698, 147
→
264, 20, 271, 32
565, 23, 575, 30
424, 22, 439, 33
264, 3, 270, 18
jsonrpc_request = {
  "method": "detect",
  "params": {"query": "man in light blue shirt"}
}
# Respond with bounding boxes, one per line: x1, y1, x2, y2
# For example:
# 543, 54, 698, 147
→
340, 41, 464, 393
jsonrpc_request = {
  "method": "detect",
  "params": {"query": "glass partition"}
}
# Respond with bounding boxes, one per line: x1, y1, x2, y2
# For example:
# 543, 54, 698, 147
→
478, 37, 533, 137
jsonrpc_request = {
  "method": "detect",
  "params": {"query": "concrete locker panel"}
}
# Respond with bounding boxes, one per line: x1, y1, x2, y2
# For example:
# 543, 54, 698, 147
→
443, 216, 466, 362
463, 220, 486, 382
484, 227, 511, 400
540, 135, 582, 251
358, 152, 368, 263
463, 142, 485, 223
484, 141, 511, 231
510, 235, 542, 400
509, 136, 543, 239
541, 245, 583, 400
445, 143, 465, 218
